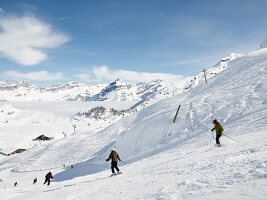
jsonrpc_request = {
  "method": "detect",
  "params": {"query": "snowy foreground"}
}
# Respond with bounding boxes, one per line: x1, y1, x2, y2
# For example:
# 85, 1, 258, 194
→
1, 130, 266, 200
0, 48, 267, 199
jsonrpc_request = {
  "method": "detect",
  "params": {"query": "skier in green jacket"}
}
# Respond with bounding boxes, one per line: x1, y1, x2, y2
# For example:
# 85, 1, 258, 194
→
106, 147, 121, 176
211, 119, 224, 146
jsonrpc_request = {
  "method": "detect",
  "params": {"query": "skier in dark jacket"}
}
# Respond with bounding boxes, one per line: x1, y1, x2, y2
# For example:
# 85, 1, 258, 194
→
211, 119, 224, 146
44, 172, 53, 185
106, 147, 121, 176
33, 178, 37, 184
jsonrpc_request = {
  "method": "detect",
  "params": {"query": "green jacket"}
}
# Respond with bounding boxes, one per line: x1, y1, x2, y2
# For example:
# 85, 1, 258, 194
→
106, 150, 121, 162
212, 123, 224, 135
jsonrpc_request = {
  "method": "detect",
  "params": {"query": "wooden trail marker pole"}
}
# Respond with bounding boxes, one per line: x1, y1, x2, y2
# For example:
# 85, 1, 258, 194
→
173, 105, 181, 123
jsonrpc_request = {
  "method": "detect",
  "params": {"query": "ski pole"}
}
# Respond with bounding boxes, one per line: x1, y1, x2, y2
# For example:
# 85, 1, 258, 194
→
223, 134, 239, 143
211, 131, 214, 139
120, 160, 126, 165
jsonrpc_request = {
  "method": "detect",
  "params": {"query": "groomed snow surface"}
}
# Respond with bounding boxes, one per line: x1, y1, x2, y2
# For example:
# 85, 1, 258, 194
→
0, 48, 267, 199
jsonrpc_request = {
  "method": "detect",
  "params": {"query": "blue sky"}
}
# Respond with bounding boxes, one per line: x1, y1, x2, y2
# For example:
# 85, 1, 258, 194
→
0, 0, 267, 86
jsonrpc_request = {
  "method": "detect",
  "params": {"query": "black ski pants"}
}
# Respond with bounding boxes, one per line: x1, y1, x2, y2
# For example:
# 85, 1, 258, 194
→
216, 134, 222, 144
44, 178, 50, 185
111, 161, 120, 173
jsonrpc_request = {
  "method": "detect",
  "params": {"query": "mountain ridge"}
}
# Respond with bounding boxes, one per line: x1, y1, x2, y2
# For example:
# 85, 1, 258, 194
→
0, 52, 238, 108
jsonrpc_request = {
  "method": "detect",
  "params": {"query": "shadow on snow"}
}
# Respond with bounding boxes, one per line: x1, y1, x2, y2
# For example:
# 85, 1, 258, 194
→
54, 142, 116, 182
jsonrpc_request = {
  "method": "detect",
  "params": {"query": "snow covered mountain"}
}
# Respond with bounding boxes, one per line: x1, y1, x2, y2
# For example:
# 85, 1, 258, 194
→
0, 52, 243, 152
0, 57, 237, 155
0, 55, 235, 110
0, 78, 184, 104
0, 81, 105, 101
90, 79, 138, 101
0, 46, 266, 199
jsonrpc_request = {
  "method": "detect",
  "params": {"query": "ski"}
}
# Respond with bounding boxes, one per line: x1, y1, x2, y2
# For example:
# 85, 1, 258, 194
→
110, 172, 122, 177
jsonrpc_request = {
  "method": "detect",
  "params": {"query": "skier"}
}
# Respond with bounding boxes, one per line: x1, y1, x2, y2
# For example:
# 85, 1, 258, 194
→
14, 182, 17, 187
33, 178, 37, 184
43, 171, 53, 186
106, 147, 122, 176
211, 119, 224, 147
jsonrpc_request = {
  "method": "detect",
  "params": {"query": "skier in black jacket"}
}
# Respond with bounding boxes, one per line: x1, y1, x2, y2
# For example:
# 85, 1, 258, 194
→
33, 178, 37, 184
44, 172, 53, 185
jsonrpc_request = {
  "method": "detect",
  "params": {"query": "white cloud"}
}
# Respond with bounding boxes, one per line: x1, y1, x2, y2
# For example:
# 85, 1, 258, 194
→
58, 10, 94, 21
1, 70, 65, 81
162, 57, 218, 67
75, 73, 92, 81
0, 15, 70, 65
92, 65, 184, 83
0, 7, 4, 13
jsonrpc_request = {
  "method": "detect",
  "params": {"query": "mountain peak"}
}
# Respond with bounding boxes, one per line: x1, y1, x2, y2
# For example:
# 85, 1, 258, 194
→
260, 38, 267, 49
221, 53, 243, 62
110, 78, 125, 86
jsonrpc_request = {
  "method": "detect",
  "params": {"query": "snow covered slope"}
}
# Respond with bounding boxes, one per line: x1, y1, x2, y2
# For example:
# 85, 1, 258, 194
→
0, 48, 266, 199
97, 49, 266, 162
0, 101, 135, 154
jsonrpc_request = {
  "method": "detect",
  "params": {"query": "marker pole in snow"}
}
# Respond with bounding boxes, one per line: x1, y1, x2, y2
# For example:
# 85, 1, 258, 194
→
223, 134, 239, 143
202, 68, 208, 83
173, 105, 181, 123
